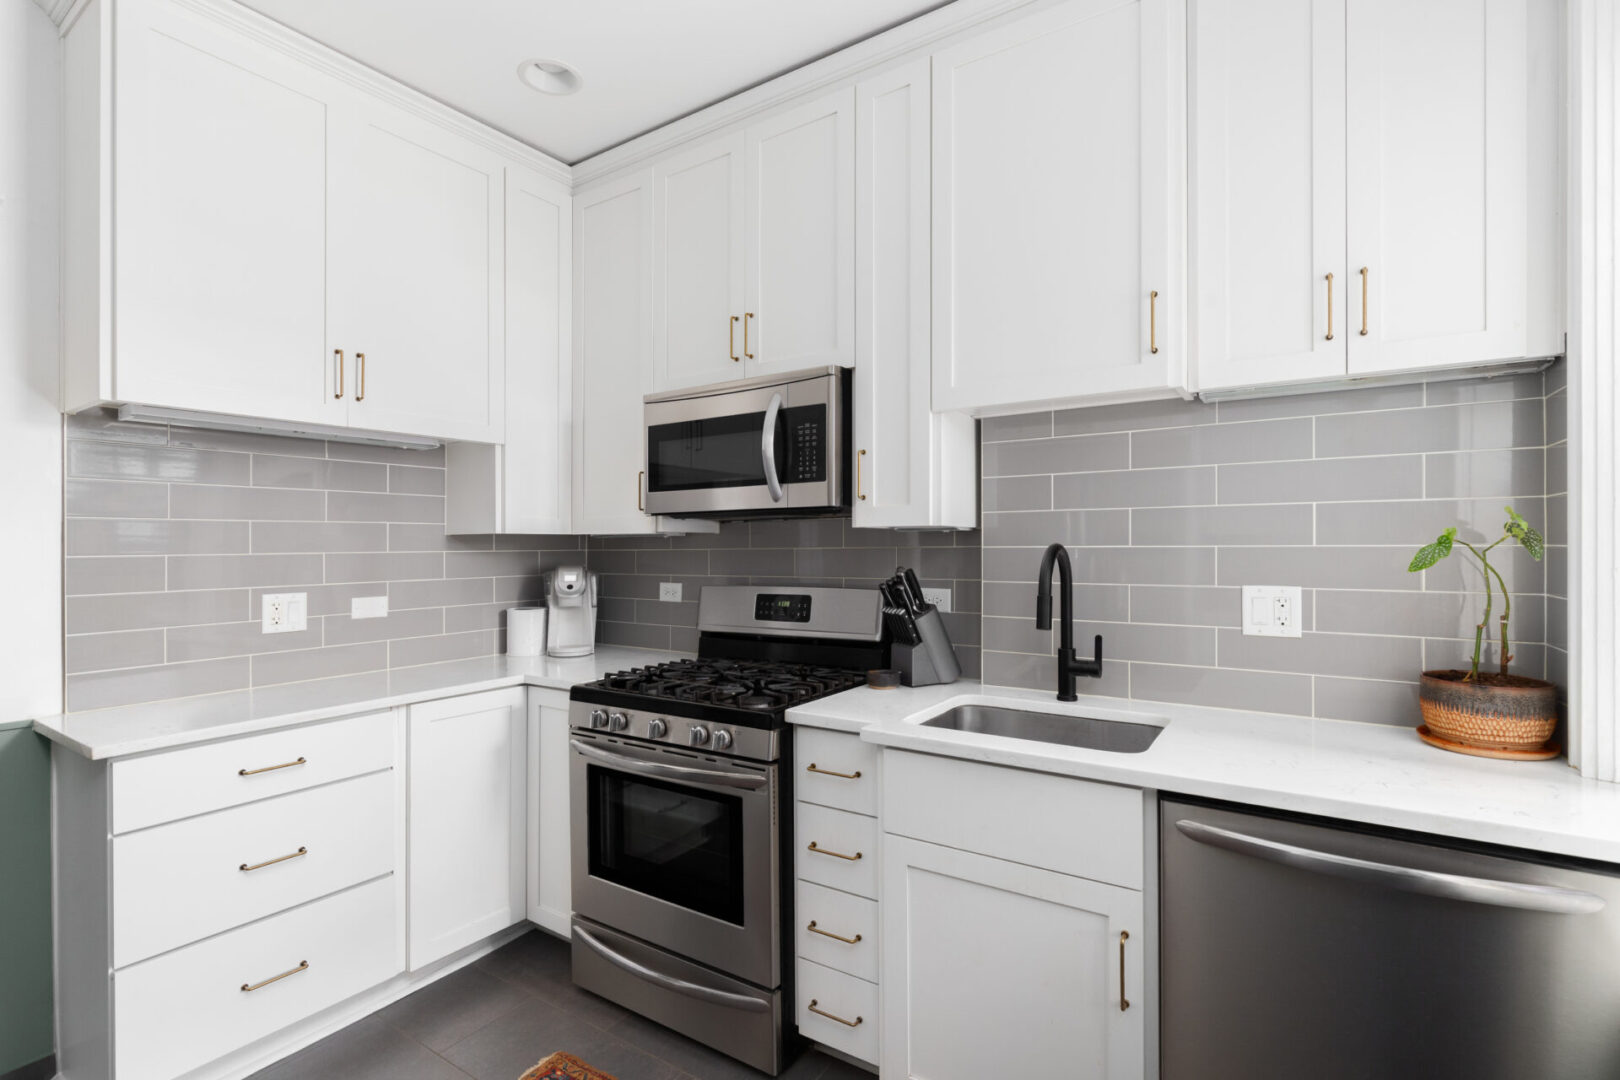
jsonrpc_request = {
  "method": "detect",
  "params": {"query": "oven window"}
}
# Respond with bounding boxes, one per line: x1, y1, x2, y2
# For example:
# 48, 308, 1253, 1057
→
586, 765, 746, 925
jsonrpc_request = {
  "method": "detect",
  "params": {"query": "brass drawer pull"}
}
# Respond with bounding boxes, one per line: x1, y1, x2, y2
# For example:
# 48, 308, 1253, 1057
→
637, 470, 645, 512
806, 763, 862, 780
1325, 273, 1334, 340
730, 315, 740, 362
807, 921, 862, 945
1149, 290, 1159, 354
238, 756, 305, 777
856, 449, 867, 501
1359, 267, 1369, 336
241, 960, 308, 993
744, 312, 755, 359
808, 999, 862, 1028
807, 841, 862, 862
333, 349, 344, 399
1119, 930, 1130, 1011
240, 846, 307, 873
356, 352, 366, 401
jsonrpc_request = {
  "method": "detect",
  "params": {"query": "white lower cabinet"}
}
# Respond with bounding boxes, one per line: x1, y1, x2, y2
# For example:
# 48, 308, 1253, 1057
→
527, 689, 574, 935
407, 688, 528, 969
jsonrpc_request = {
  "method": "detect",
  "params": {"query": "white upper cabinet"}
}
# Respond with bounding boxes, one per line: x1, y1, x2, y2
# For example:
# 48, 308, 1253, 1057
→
1191, 0, 1347, 391
745, 88, 857, 377
931, 0, 1186, 414
851, 60, 976, 531
652, 133, 748, 390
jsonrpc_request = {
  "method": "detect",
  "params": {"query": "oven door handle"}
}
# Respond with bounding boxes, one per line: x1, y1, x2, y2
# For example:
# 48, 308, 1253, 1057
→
761, 391, 785, 503
575, 926, 771, 1013
570, 738, 768, 790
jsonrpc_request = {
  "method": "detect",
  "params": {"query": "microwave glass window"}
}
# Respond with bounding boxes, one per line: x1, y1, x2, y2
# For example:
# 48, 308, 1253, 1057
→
586, 766, 746, 925
647, 404, 825, 492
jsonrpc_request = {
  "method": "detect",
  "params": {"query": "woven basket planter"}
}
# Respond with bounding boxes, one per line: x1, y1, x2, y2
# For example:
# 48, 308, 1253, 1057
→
1418, 670, 1557, 752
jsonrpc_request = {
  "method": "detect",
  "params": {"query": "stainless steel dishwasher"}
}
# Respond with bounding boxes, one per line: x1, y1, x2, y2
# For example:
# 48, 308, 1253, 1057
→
1161, 797, 1620, 1079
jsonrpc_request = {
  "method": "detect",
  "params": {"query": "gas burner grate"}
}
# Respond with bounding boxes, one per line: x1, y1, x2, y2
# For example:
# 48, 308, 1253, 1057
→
589, 658, 867, 711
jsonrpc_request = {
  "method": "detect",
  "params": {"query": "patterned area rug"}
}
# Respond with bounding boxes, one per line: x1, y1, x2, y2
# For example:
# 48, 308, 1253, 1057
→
517, 1052, 618, 1080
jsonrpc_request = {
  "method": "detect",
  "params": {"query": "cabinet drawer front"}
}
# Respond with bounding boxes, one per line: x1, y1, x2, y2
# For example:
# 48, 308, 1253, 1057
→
796, 802, 879, 899
795, 727, 879, 815
112, 710, 396, 834
795, 879, 879, 982
883, 750, 1144, 888
796, 958, 878, 1066
112, 770, 397, 968
113, 876, 401, 1080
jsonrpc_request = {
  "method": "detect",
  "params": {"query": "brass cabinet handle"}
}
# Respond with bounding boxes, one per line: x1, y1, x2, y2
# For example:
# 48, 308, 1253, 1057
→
807, 921, 862, 945
637, 470, 645, 512
1325, 273, 1335, 340
730, 315, 740, 362
807, 841, 862, 861
240, 846, 307, 873
333, 350, 344, 399
1359, 267, 1369, 336
806, 763, 862, 780
856, 449, 867, 501
744, 312, 755, 359
1149, 291, 1159, 354
239, 756, 306, 777
241, 960, 308, 993
356, 352, 366, 401
807, 1000, 863, 1028
1119, 930, 1130, 1011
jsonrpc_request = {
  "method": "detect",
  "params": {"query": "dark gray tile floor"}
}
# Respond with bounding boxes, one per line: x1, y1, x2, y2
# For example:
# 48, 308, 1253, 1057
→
247, 930, 872, 1080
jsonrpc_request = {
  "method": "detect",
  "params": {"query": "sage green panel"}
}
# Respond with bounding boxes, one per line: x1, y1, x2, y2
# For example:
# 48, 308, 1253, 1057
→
0, 728, 53, 1073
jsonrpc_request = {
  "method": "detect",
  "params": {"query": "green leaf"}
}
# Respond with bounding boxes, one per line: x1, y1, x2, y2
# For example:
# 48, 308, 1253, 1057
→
1408, 527, 1456, 572
1504, 505, 1545, 561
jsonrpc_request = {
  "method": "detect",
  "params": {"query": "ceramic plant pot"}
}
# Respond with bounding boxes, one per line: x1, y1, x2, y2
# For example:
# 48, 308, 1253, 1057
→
1418, 669, 1558, 752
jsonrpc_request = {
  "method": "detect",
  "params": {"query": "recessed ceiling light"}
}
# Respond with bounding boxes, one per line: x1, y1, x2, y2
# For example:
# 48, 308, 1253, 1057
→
518, 58, 583, 96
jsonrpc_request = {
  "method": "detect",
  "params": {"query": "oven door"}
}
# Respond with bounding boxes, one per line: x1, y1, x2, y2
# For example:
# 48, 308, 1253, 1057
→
569, 729, 780, 988
643, 371, 842, 516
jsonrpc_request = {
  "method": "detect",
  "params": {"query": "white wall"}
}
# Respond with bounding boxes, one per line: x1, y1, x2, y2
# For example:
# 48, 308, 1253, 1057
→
0, 0, 62, 725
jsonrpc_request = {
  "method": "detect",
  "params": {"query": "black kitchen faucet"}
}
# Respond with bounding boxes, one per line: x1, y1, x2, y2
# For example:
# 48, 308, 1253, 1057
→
1034, 542, 1104, 702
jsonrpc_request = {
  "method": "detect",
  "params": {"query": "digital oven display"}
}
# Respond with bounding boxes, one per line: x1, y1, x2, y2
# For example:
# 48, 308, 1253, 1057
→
754, 594, 812, 623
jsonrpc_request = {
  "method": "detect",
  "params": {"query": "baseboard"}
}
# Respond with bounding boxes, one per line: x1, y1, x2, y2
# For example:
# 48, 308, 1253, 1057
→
0, 1054, 56, 1080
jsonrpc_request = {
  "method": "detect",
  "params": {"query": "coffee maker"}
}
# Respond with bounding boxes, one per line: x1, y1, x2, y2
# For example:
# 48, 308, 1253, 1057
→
543, 566, 598, 657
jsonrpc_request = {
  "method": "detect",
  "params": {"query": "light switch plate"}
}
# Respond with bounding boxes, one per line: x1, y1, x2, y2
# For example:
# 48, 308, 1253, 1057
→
1242, 586, 1302, 637
659, 582, 683, 603
921, 587, 952, 613
261, 592, 307, 635
351, 595, 388, 620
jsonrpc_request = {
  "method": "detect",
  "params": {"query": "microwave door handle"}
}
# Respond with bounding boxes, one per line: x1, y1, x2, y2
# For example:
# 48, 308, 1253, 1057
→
761, 392, 785, 502
574, 925, 771, 1013
1175, 820, 1607, 915
570, 738, 768, 790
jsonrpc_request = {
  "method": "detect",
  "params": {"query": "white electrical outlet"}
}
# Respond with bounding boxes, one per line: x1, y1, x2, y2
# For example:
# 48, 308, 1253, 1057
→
921, 587, 952, 613
1241, 586, 1302, 637
261, 592, 308, 635
351, 595, 388, 620
659, 582, 683, 602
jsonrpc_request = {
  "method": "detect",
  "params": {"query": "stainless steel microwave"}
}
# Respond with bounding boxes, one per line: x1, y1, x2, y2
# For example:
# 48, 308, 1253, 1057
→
643, 366, 849, 517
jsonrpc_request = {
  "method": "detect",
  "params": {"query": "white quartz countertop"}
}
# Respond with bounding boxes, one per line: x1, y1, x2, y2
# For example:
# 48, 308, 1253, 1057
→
33, 647, 683, 760
788, 681, 1620, 865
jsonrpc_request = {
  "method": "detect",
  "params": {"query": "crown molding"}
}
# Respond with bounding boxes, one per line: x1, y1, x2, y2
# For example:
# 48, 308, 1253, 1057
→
568, 0, 1042, 188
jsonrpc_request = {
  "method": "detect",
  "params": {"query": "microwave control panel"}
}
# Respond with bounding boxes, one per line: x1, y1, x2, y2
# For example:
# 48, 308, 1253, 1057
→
785, 405, 826, 483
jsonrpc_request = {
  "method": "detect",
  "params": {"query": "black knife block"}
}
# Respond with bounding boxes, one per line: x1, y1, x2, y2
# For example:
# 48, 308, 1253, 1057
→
894, 608, 962, 687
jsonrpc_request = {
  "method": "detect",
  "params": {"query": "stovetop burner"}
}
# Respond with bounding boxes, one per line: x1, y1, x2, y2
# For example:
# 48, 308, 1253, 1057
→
583, 658, 867, 715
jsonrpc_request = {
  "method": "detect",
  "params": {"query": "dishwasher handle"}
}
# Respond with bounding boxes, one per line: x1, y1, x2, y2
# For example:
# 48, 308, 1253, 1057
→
1175, 819, 1606, 916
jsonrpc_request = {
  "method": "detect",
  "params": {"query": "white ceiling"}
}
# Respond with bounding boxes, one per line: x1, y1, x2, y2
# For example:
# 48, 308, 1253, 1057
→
237, 0, 951, 164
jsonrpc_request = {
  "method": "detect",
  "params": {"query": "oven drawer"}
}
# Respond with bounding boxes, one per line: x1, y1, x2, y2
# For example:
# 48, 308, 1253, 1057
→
796, 801, 879, 899
111, 710, 396, 834
795, 727, 879, 816
796, 958, 878, 1066
112, 876, 400, 1080
111, 770, 396, 968
795, 879, 879, 983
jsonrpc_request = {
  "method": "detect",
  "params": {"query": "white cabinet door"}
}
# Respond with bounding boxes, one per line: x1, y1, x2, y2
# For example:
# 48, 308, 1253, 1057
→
329, 104, 505, 442
851, 59, 976, 530
1345, 0, 1528, 375
882, 835, 1145, 1080
113, 0, 335, 425
652, 133, 747, 390
408, 689, 526, 969
744, 89, 856, 375
932, 0, 1184, 413
1191, 0, 1348, 391
526, 692, 573, 936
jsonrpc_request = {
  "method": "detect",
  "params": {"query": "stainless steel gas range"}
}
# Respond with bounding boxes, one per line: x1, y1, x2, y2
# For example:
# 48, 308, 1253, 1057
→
567, 585, 884, 1075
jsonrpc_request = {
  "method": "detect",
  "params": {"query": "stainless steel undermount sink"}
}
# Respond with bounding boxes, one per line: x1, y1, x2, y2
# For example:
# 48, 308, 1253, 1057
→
921, 703, 1163, 753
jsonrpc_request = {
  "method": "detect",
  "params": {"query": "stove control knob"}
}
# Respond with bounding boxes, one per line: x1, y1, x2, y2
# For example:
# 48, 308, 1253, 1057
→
713, 729, 734, 751
689, 725, 710, 747
609, 712, 629, 732
589, 709, 609, 730
647, 718, 668, 739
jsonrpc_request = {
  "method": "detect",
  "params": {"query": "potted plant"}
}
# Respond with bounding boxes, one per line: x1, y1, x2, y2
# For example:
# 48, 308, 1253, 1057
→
1406, 506, 1557, 756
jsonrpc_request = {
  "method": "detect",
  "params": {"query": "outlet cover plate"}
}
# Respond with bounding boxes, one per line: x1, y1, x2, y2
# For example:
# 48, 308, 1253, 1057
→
921, 587, 952, 613
1242, 586, 1301, 637
351, 595, 388, 620
659, 582, 683, 603
261, 592, 308, 635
